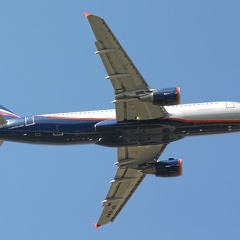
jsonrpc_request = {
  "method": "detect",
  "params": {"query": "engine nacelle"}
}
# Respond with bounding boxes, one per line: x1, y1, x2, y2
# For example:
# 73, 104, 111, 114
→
142, 158, 182, 178
140, 87, 180, 106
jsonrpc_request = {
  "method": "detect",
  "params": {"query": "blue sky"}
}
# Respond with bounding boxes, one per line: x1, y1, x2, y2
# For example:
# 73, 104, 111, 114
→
0, 1, 240, 239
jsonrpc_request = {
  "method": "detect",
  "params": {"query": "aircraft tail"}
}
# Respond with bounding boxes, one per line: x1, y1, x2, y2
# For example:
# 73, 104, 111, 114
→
0, 105, 20, 125
0, 105, 18, 146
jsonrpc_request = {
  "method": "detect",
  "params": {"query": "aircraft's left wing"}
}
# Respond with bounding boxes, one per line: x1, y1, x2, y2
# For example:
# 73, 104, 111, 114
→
96, 143, 167, 227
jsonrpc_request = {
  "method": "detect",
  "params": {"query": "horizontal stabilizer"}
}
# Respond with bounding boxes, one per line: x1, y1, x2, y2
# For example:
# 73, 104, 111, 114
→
0, 115, 7, 127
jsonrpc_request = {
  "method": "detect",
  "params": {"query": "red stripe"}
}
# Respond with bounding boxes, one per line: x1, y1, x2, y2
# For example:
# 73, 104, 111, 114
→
46, 116, 116, 121
0, 113, 19, 118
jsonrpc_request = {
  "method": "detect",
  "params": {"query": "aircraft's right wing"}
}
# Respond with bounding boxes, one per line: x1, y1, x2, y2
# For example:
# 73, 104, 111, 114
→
84, 13, 167, 121
96, 143, 167, 227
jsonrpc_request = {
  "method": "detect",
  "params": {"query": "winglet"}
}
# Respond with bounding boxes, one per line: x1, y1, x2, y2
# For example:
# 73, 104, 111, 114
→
83, 12, 92, 18
93, 223, 101, 229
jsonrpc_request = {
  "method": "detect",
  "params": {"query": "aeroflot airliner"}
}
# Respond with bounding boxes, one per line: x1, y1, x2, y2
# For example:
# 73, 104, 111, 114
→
1, 13, 240, 227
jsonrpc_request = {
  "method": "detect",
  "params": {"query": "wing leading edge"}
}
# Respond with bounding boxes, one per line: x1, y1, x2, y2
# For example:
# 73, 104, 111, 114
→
84, 12, 168, 227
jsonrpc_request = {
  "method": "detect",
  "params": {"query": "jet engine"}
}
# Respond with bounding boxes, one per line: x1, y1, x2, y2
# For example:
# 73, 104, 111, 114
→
142, 158, 182, 177
140, 87, 180, 106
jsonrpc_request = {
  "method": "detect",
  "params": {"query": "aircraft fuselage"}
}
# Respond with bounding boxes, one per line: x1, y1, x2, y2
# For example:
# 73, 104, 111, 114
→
0, 101, 240, 147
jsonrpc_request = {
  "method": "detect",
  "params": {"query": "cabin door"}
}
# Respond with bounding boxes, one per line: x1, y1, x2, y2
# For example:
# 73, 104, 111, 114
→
225, 102, 235, 108
25, 116, 35, 126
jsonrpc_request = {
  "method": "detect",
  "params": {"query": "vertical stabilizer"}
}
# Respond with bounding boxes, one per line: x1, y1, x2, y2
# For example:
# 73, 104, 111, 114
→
0, 105, 20, 121
0, 105, 19, 145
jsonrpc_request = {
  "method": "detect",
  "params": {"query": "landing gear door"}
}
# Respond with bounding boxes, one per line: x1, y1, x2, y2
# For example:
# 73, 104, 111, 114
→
25, 116, 35, 126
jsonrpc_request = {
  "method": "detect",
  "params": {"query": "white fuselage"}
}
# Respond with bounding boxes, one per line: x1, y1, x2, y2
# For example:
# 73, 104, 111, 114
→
165, 101, 240, 121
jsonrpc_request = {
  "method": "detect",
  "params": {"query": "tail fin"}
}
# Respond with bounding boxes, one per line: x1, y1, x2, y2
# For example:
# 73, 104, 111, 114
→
0, 105, 16, 146
0, 105, 20, 124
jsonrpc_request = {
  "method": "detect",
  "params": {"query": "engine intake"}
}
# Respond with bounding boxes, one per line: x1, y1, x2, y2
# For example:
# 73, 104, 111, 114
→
140, 87, 180, 106
142, 158, 182, 177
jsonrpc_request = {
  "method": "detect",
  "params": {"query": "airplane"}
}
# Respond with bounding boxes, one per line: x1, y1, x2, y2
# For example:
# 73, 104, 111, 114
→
0, 12, 240, 228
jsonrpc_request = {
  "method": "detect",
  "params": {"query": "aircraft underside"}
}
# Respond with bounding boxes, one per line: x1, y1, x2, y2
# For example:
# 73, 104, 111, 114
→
0, 117, 240, 147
